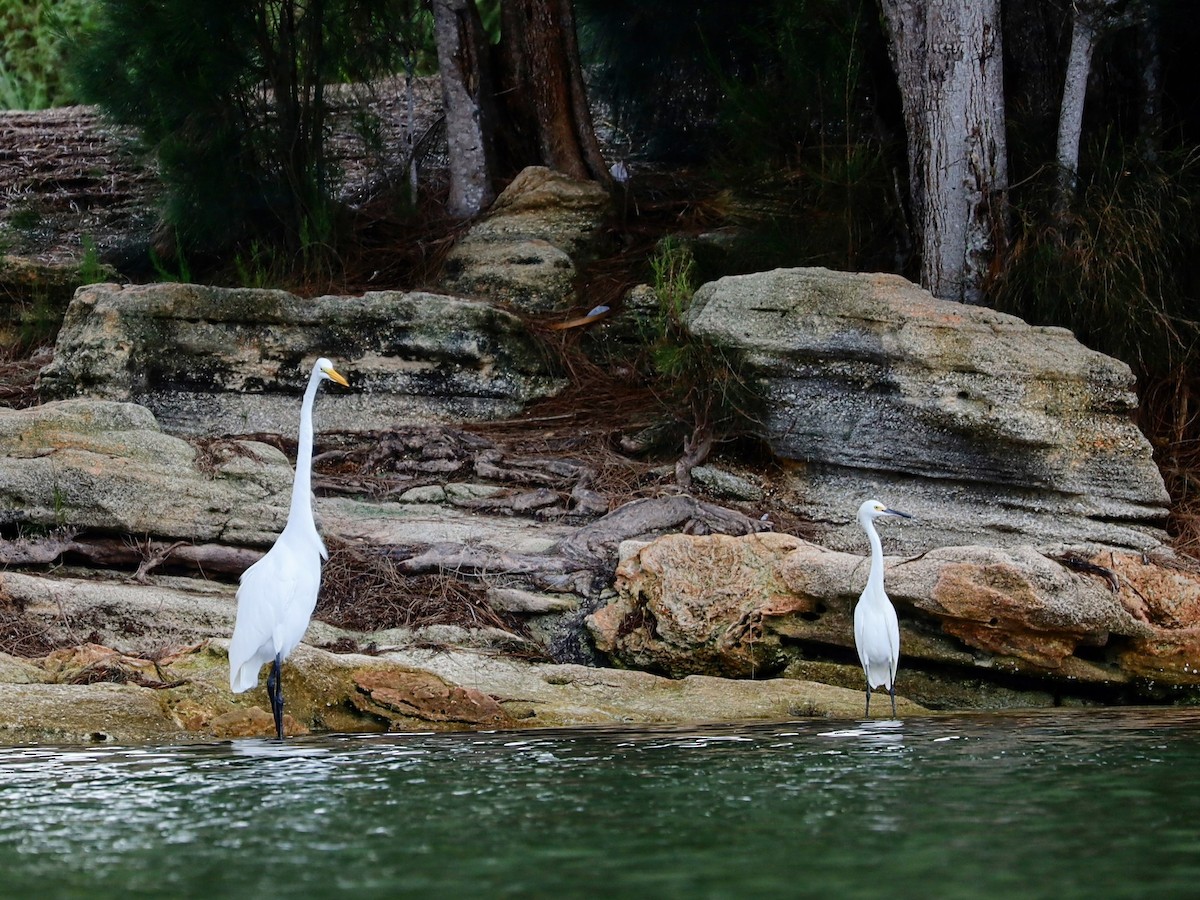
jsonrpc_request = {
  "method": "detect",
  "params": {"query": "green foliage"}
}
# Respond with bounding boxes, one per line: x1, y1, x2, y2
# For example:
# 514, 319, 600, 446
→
0, 0, 99, 110
8, 203, 44, 234
234, 242, 280, 290
474, 0, 501, 45
73, 0, 421, 257
645, 238, 762, 440
77, 236, 108, 285
149, 241, 192, 284
16, 288, 63, 350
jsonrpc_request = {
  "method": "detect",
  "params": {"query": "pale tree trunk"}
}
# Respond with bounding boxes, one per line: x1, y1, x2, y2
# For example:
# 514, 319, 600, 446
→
1056, 14, 1097, 208
880, 0, 1008, 305
1056, 1, 1150, 209
432, 0, 497, 218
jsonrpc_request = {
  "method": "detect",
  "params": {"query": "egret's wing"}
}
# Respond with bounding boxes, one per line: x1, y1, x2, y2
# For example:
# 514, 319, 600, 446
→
228, 539, 318, 692
852, 599, 871, 674
854, 593, 899, 691
884, 598, 900, 685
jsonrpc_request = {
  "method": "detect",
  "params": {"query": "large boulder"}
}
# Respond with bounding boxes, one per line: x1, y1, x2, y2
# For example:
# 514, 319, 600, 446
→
440, 166, 613, 314
37, 282, 565, 437
588, 531, 1200, 708
0, 399, 291, 544
687, 267, 1170, 553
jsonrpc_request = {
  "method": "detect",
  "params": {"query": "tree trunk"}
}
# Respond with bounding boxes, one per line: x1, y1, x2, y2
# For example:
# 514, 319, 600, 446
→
495, 0, 610, 185
1055, 2, 1151, 208
432, 0, 497, 218
880, 0, 1008, 305
1056, 15, 1098, 207
1137, 4, 1162, 163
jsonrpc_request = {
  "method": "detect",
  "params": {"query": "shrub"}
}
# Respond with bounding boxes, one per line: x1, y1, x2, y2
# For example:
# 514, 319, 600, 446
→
644, 237, 763, 466
73, 0, 426, 255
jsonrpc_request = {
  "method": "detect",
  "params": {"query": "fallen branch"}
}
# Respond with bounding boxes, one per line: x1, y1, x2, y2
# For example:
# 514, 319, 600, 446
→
1050, 552, 1120, 593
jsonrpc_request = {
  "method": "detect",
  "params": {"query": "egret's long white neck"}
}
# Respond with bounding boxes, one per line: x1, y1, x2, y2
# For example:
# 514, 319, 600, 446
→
288, 366, 323, 525
863, 516, 886, 599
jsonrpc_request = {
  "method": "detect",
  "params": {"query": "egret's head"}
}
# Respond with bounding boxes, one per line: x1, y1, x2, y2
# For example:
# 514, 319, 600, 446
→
315, 357, 349, 387
857, 498, 912, 525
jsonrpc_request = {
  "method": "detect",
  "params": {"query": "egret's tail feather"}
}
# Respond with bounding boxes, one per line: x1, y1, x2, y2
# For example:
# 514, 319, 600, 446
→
230, 655, 265, 694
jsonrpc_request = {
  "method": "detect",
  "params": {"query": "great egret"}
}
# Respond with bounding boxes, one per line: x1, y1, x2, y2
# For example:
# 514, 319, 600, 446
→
228, 357, 349, 739
852, 499, 912, 718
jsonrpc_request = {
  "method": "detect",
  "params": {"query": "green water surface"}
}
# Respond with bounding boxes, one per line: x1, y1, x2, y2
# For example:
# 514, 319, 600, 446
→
1, 708, 1199, 899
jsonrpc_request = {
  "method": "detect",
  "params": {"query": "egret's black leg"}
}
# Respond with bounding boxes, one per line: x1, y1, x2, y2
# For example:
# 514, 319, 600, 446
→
266, 654, 285, 740
864, 685, 871, 718
889, 685, 897, 719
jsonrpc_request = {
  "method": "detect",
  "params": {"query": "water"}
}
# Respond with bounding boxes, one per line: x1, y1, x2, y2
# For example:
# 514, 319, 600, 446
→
1, 709, 1199, 899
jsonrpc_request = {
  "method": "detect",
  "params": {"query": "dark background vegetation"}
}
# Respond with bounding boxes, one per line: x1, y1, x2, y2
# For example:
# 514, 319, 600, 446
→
2, 0, 1198, 551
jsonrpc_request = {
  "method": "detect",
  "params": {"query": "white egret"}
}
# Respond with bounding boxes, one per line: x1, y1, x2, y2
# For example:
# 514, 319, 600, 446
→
228, 356, 349, 739
852, 499, 912, 718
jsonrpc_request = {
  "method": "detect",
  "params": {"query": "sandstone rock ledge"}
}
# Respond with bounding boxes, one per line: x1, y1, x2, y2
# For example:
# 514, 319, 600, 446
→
0, 641, 923, 744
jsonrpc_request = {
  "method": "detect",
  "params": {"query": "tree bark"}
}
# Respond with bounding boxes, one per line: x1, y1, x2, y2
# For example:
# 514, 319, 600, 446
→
1137, 5, 1163, 163
1055, 1, 1150, 208
495, 0, 611, 185
1056, 14, 1098, 207
432, 0, 497, 217
880, 0, 1008, 305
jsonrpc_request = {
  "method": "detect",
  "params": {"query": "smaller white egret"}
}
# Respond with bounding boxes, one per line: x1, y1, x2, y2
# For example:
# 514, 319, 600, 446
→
228, 356, 348, 739
852, 499, 912, 718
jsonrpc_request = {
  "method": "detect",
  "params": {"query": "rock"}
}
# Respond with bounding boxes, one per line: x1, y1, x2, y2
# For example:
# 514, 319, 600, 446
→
0, 570, 241, 655
0, 399, 291, 544
0, 255, 117, 350
398, 485, 447, 503
444, 482, 508, 502
0, 683, 181, 743
41, 642, 180, 687
691, 465, 765, 501
209, 706, 308, 739
486, 587, 580, 614
440, 166, 613, 313
318, 494, 574, 556
37, 282, 565, 437
588, 532, 1200, 708
0, 652, 47, 684
686, 267, 1170, 553
0, 637, 924, 743
352, 669, 511, 728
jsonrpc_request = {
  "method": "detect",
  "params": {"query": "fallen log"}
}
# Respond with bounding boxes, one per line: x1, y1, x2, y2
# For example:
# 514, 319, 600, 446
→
554, 495, 768, 563
0, 533, 262, 578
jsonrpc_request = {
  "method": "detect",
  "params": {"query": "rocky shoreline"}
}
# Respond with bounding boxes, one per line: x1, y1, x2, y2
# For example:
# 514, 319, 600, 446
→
3, 152, 1199, 744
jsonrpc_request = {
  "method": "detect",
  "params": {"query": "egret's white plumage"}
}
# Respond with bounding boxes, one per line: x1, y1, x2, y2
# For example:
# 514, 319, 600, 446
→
852, 498, 911, 718
228, 356, 348, 737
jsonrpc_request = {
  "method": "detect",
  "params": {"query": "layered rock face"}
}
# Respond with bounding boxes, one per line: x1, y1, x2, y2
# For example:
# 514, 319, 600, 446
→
38, 283, 564, 437
0, 399, 290, 544
687, 267, 1170, 552
440, 166, 613, 313
588, 532, 1200, 707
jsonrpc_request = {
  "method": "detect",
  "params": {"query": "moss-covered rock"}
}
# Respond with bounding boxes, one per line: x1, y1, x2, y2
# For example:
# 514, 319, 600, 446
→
37, 282, 565, 437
